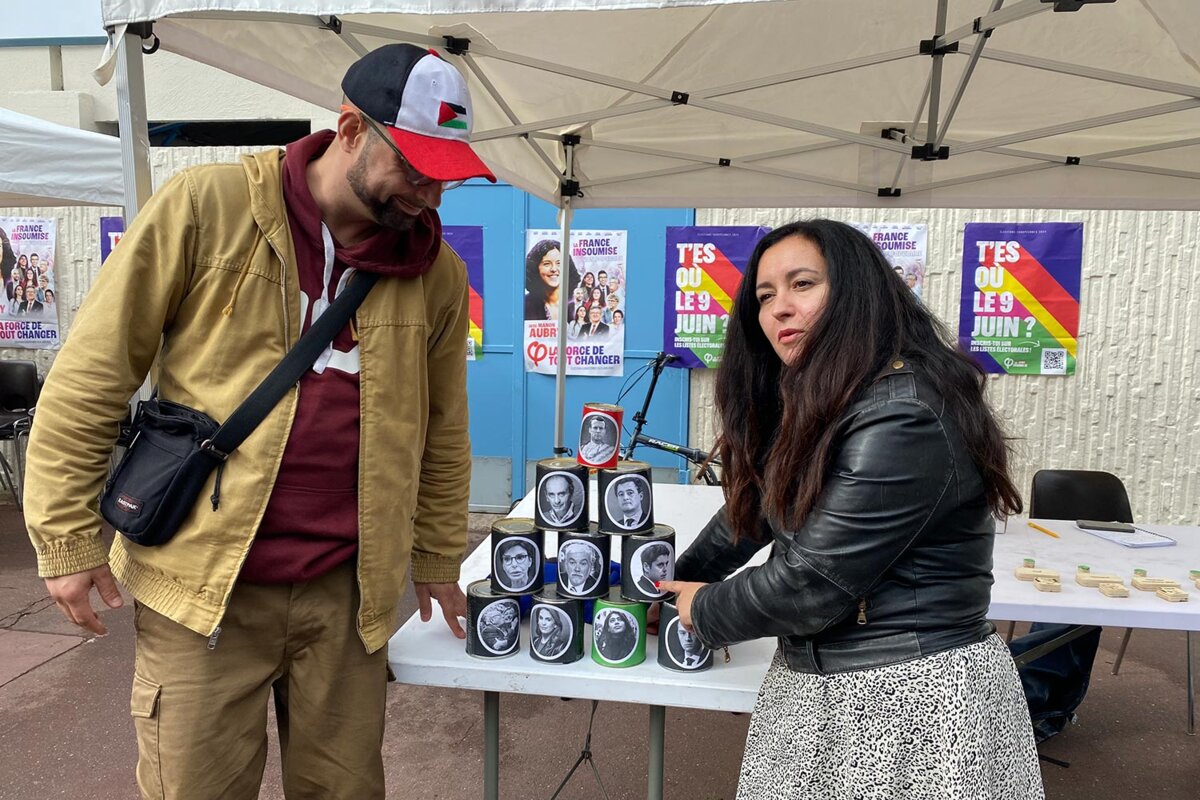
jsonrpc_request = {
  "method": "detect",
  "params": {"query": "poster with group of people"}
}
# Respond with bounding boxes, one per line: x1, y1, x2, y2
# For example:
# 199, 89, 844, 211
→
0, 217, 60, 349
850, 222, 927, 302
442, 226, 485, 361
523, 229, 627, 376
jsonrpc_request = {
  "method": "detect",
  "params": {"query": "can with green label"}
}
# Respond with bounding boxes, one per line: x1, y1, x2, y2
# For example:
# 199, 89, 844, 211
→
591, 591, 647, 668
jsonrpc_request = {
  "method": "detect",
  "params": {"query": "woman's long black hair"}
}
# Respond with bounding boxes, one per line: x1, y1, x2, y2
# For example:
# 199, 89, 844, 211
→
524, 238, 579, 307
716, 219, 1022, 541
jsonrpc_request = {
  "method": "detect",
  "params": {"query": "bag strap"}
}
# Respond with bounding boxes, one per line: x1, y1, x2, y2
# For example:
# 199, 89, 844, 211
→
201, 270, 381, 460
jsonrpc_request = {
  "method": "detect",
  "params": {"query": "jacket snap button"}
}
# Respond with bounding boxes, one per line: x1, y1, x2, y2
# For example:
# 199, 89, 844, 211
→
891, 359, 904, 369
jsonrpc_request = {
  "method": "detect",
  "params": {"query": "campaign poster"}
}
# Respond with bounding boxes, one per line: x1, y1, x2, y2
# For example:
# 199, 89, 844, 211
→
100, 216, 125, 263
852, 222, 928, 302
0, 216, 60, 349
523, 229, 626, 377
663, 226, 768, 369
443, 225, 484, 361
958, 222, 1082, 376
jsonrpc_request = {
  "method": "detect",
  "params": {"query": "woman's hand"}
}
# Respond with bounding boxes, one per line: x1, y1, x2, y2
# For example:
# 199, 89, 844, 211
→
657, 581, 706, 630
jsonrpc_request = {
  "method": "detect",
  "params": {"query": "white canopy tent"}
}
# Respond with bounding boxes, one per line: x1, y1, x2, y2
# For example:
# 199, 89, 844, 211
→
0, 108, 124, 207
94, 0, 1200, 452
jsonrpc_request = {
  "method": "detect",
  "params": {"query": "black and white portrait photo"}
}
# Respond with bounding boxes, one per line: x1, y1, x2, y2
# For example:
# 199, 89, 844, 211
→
630, 541, 673, 598
557, 539, 604, 597
578, 413, 618, 465
493, 537, 540, 593
664, 616, 711, 670
477, 599, 520, 655
530, 604, 573, 660
593, 608, 639, 663
537, 471, 585, 528
604, 474, 652, 530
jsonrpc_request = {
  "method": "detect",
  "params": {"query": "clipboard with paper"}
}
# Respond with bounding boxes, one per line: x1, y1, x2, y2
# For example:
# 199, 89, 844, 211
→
1073, 520, 1176, 548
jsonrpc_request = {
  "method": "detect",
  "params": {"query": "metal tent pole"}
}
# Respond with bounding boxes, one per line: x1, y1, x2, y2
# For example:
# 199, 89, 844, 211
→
553, 137, 578, 455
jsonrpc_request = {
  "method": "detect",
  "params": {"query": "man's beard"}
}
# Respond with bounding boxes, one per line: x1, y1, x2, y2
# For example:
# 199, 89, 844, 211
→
347, 143, 417, 233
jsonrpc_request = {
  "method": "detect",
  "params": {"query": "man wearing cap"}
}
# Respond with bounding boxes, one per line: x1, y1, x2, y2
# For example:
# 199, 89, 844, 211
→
24, 44, 493, 799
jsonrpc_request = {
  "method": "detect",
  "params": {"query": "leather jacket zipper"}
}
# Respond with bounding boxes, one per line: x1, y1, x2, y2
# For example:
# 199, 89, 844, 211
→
856, 598, 868, 625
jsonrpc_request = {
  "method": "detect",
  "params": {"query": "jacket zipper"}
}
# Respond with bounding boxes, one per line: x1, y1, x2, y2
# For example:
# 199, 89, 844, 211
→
856, 598, 868, 625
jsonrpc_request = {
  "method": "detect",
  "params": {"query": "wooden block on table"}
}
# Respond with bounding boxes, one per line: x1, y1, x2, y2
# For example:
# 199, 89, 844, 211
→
1015, 567, 1060, 582
1034, 577, 1062, 593
1098, 582, 1129, 598
1155, 587, 1189, 603
1076, 570, 1123, 588
1132, 576, 1181, 592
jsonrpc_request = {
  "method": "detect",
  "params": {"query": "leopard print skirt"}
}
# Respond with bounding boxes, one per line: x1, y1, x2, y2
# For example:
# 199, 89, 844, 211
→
737, 634, 1044, 800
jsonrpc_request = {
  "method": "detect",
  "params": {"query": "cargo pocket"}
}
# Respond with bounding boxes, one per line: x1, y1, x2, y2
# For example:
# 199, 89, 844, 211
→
130, 673, 164, 798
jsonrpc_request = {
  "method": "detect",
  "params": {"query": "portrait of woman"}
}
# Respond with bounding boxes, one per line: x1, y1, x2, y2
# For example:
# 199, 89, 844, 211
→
494, 537, 538, 593
593, 608, 638, 663
660, 219, 1041, 799
524, 238, 579, 322
581, 271, 596, 296
567, 304, 588, 339
530, 605, 572, 660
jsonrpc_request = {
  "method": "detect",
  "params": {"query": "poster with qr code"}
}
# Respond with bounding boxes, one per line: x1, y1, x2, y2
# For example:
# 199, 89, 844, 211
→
958, 222, 1081, 376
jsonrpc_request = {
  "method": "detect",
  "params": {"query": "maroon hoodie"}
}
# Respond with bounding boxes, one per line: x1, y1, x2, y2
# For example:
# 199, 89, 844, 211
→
240, 131, 441, 584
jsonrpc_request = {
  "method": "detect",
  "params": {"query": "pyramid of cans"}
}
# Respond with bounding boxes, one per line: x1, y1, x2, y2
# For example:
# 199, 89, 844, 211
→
465, 403, 713, 673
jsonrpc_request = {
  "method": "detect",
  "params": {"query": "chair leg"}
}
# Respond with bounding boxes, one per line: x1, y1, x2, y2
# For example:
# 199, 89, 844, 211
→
1112, 627, 1134, 675
1005, 621, 1017, 643
14, 425, 29, 511
0, 449, 17, 507
1187, 631, 1195, 736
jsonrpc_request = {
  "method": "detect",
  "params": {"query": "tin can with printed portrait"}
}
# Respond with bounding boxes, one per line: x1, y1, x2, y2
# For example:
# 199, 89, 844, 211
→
657, 600, 712, 672
621, 524, 675, 602
534, 458, 590, 531
591, 590, 647, 668
466, 580, 522, 660
578, 403, 623, 469
490, 518, 544, 596
556, 525, 610, 600
530, 586, 585, 665
598, 460, 654, 534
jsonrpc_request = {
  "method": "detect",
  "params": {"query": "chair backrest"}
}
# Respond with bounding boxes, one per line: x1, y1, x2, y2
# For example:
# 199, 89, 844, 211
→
0, 360, 40, 411
1029, 469, 1133, 522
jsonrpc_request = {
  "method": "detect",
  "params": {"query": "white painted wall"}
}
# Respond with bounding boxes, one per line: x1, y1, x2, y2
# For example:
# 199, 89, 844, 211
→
690, 206, 1200, 523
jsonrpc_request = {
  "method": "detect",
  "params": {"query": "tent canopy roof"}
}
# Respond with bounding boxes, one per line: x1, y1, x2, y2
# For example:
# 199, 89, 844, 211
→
99, 0, 1200, 209
0, 108, 124, 207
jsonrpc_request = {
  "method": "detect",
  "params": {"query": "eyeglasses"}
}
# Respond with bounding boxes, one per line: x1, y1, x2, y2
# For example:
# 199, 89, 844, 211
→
359, 114, 466, 192
502, 553, 530, 564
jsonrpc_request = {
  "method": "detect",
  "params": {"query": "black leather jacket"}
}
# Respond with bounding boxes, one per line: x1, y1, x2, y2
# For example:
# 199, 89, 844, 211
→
676, 361, 996, 675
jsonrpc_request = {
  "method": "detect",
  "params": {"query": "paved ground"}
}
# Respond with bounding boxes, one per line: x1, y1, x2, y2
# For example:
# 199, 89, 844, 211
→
1, 503, 1196, 799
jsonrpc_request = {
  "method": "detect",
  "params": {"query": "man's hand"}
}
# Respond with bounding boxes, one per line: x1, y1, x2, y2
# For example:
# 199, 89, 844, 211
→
414, 581, 467, 639
656, 580, 707, 631
45, 565, 124, 636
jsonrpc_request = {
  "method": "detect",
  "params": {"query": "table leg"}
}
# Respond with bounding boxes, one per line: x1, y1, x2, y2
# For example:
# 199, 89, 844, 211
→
648, 704, 665, 800
485, 691, 499, 800
1187, 631, 1195, 736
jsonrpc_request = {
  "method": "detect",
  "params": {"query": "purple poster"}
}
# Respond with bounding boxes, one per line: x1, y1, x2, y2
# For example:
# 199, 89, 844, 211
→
958, 222, 1082, 375
442, 225, 484, 361
663, 226, 768, 368
100, 216, 125, 263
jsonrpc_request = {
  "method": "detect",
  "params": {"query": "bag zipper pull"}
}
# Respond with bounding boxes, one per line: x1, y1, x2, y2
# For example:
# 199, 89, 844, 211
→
856, 598, 868, 625
210, 461, 225, 511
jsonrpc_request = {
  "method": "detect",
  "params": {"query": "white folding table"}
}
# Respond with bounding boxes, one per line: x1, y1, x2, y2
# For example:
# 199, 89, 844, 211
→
389, 486, 1200, 799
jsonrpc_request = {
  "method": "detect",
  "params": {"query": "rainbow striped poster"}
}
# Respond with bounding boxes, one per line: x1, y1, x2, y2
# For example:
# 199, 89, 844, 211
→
958, 222, 1082, 376
663, 226, 769, 368
443, 225, 484, 361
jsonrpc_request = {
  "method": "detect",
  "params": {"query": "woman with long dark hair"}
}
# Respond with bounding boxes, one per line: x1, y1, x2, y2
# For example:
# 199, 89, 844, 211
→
660, 219, 1041, 799
524, 239, 579, 322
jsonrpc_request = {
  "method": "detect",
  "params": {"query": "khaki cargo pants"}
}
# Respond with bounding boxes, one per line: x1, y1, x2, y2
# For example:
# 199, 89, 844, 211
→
129, 562, 388, 800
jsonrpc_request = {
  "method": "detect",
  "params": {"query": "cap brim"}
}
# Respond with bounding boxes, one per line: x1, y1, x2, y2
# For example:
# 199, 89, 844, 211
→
389, 128, 497, 183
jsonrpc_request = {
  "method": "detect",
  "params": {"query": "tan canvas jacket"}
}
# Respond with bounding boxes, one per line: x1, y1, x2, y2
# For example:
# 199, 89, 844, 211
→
24, 148, 470, 653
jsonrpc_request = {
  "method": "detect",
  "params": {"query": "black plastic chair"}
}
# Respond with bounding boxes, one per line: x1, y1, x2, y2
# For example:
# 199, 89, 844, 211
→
0, 359, 40, 509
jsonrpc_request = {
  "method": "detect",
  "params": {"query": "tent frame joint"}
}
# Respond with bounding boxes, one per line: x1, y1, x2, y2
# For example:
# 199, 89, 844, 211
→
882, 126, 907, 143
443, 35, 471, 55
560, 178, 581, 197
671, 91, 690, 105
320, 15, 342, 35
1065, 156, 1081, 165
912, 143, 950, 161
1043, 0, 1117, 12
718, 158, 731, 167
878, 187, 902, 198
920, 39, 959, 56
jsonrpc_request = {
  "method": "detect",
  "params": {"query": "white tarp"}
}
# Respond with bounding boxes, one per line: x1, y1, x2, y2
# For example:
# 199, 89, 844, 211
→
0, 108, 124, 207
97, 1, 1200, 209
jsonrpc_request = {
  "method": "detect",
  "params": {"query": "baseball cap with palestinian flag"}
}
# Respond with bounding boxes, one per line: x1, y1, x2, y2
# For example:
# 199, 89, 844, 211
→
342, 43, 496, 183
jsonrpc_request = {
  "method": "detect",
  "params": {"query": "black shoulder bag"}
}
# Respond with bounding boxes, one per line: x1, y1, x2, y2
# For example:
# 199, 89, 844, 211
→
100, 272, 380, 546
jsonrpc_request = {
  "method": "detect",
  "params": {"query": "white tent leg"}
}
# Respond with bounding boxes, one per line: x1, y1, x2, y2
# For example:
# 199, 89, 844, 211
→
553, 141, 577, 455
115, 28, 154, 222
